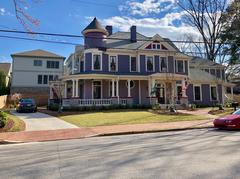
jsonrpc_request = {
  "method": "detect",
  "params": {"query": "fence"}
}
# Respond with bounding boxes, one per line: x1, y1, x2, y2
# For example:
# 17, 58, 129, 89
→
0, 95, 8, 109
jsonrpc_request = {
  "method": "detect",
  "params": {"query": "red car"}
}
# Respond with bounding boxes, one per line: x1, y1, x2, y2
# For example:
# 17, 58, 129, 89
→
214, 109, 240, 129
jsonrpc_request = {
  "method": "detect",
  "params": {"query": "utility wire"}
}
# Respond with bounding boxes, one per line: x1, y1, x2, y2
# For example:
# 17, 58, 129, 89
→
0, 34, 233, 56
0, 29, 233, 45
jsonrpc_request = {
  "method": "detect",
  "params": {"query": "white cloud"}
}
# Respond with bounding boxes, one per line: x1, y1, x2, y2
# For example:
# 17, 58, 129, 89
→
0, 8, 6, 15
101, 13, 200, 40
119, 0, 176, 16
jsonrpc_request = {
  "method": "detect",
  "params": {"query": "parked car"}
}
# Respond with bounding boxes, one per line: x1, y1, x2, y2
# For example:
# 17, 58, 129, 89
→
213, 109, 240, 129
16, 98, 37, 113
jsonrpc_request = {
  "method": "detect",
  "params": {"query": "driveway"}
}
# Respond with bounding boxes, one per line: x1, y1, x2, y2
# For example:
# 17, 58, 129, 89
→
11, 111, 78, 131
1, 129, 240, 179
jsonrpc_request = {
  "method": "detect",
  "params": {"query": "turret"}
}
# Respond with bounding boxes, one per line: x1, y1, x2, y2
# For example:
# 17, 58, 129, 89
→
82, 17, 108, 49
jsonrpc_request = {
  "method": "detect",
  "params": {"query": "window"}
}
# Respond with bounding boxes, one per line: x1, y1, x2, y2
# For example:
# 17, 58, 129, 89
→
157, 44, 161, 49
54, 75, 58, 81
176, 60, 184, 73
146, 56, 154, 72
211, 86, 217, 100
93, 81, 102, 99
49, 75, 53, 82
43, 75, 48, 84
109, 56, 117, 72
37, 75, 42, 84
130, 57, 137, 72
126, 80, 135, 89
93, 54, 101, 70
47, 61, 59, 69
34, 60, 42, 66
160, 57, 167, 72
152, 44, 156, 49
194, 86, 201, 101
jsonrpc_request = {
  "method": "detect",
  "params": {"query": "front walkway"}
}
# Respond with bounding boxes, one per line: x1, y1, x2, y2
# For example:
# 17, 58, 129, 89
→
11, 111, 78, 131
0, 118, 214, 143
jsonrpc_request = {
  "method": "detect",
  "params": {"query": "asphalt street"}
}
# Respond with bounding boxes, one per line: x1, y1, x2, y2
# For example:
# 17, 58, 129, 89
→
0, 128, 240, 179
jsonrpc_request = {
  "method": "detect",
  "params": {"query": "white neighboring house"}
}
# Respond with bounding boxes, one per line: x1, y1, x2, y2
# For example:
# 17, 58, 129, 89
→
11, 49, 65, 105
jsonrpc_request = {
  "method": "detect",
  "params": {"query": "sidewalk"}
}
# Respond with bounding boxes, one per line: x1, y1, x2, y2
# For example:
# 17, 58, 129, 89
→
0, 119, 214, 143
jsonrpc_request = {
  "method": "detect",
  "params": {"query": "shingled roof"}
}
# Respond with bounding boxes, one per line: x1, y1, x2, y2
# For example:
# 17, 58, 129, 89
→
190, 56, 224, 68
82, 17, 108, 35
106, 31, 180, 51
11, 49, 65, 59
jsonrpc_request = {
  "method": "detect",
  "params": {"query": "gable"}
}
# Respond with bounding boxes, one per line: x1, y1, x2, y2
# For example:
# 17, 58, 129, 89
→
139, 34, 177, 51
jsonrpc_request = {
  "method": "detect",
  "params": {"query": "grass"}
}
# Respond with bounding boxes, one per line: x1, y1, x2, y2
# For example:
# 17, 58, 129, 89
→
7, 113, 25, 132
0, 111, 25, 132
60, 110, 209, 127
208, 108, 234, 117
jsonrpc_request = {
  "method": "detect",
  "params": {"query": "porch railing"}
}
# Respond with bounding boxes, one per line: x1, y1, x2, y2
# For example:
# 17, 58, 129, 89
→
62, 99, 113, 107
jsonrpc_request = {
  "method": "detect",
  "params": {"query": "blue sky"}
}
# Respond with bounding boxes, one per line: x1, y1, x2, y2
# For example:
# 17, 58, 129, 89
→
0, 0, 199, 63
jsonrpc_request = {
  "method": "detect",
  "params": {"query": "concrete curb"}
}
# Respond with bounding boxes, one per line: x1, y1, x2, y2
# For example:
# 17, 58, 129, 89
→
0, 140, 24, 145
95, 126, 214, 137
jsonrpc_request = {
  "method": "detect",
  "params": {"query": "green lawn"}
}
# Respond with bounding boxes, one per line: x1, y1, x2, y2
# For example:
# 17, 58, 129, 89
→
60, 110, 208, 127
7, 113, 25, 132
0, 111, 25, 132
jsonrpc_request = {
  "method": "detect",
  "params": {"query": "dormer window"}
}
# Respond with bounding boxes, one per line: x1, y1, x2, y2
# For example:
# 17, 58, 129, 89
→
146, 56, 154, 72
109, 56, 117, 72
145, 43, 164, 50
92, 54, 102, 71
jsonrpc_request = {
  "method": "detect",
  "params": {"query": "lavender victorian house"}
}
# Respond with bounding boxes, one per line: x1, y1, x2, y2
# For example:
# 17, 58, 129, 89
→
50, 17, 234, 108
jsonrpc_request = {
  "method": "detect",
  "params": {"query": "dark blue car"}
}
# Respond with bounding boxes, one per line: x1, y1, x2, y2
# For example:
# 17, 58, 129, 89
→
16, 98, 37, 113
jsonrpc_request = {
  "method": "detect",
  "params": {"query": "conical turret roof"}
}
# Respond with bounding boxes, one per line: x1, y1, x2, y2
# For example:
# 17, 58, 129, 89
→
82, 17, 108, 35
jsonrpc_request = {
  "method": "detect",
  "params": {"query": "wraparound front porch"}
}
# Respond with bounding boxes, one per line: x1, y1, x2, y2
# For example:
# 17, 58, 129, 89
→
50, 73, 189, 108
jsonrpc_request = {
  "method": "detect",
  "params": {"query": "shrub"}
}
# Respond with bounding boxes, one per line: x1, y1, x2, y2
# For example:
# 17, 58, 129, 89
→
0, 111, 8, 128
48, 103, 60, 111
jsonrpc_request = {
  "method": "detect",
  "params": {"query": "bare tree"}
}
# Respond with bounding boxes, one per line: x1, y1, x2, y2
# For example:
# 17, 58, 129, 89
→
177, 33, 206, 58
177, 0, 228, 62
12, 0, 40, 31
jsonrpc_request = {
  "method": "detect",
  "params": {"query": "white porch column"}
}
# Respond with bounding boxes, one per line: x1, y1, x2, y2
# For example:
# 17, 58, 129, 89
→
116, 79, 119, 104
72, 79, 75, 98
116, 79, 119, 97
76, 79, 79, 97
151, 79, 156, 97
112, 79, 115, 97
148, 78, 152, 97
64, 82, 67, 98
127, 79, 131, 97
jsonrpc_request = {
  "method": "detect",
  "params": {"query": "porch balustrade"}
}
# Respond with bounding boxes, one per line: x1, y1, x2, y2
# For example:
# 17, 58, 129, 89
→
62, 98, 132, 107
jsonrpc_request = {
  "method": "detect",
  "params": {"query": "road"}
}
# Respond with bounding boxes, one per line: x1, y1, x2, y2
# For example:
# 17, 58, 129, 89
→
0, 129, 240, 179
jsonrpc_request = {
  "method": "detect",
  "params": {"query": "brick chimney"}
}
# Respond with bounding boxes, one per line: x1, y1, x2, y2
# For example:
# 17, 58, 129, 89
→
106, 25, 112, 36
130, 26, 137, 42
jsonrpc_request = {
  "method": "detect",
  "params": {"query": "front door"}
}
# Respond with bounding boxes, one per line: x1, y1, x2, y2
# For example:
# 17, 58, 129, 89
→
156, 83, 165, 104
93, 81, 102, 99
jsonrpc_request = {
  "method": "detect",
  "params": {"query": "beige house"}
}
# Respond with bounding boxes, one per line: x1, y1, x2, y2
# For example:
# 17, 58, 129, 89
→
11, 49, 65, 105
0, 63, 11, 87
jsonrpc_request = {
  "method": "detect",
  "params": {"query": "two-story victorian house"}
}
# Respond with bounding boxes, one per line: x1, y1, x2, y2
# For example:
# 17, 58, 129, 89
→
53, 17, 233, 108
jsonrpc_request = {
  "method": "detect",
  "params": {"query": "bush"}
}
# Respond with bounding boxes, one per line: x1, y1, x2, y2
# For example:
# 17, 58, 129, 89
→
61, 104, 152, 112
0, 111, 8, 128
48, 103, 60, 111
